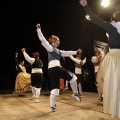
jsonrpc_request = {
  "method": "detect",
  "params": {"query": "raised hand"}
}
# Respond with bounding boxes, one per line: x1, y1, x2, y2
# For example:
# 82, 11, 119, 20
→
84, 57, 87, 61
79, 0, 87, 7
36, 23, 41, 29
15, 52, 18, 56
21, 48, 26, 52
77, 48, 82, 55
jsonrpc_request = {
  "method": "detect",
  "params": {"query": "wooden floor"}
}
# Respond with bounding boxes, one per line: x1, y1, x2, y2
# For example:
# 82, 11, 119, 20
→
0, 90, 120, 120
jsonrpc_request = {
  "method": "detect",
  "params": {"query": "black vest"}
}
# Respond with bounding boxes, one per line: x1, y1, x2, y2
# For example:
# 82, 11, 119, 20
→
32, 58, 43, 68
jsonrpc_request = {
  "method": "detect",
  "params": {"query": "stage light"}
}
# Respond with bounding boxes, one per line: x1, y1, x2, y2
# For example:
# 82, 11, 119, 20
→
101, 0, 110, 8
86, 15, 91, 20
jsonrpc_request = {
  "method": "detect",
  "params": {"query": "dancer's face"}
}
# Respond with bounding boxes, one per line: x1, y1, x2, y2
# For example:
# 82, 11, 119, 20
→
33, 52, 40, 58
20, 61, 25, 66
52, 39, 60, 47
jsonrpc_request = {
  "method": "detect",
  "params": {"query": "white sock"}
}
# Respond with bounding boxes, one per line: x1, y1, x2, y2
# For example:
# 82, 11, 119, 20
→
70, 81, 78, 94
36, 88, 41, 99
32, 87, 36, 96
78, 84, 82, 95
66, 81, 69, 87
50, 93, 56, 108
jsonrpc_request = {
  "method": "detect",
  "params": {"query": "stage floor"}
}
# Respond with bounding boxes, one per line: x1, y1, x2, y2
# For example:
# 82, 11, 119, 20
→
0, 90, 119, 120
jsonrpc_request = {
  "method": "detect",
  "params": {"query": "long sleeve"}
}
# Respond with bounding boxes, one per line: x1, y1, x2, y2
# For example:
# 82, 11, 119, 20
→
82, 58, 86, 65
15, 56, 22, 72
22, 51, 35, 65
36, 28, 53, 52
59, 50, 77, 57
69, 55, 81, 64
84, 5, 114, 34
15, 56, 18, 67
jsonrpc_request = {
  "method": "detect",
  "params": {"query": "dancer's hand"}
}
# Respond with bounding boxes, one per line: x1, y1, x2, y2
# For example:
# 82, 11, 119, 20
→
36, 23, 41, 29
15, 52, 18, 56
79, 0, 87, 7
77, 48, 82, 54
21, 48, 26, 52
84, 57, 86, 60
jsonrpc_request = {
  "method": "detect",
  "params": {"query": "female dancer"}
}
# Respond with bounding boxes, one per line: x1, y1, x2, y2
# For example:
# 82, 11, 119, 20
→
14, 52, 31, 96
21, 48, 43, 103
91, 49, 104, 101
69, 53, 86, 97
36, 23, 81, 112
80, 0, 120, 118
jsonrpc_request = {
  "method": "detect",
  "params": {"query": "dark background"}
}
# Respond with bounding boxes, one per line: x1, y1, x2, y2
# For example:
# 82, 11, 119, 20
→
1, 0, 120, 93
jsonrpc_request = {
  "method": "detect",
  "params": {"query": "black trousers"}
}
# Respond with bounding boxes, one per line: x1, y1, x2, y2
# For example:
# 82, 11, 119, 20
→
75, 74, 82, 85
48, 66, 74, 89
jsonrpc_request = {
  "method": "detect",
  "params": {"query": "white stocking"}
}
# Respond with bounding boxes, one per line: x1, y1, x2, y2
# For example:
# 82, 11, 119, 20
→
32, 87, 36, 96
36, 88, 41, 99
50, 93, 56, 108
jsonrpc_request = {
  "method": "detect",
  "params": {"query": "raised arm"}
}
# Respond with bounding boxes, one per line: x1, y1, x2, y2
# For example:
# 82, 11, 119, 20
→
36, 23, 53, 52
82, 57, 86, 65
69, 55, 82, 64
79, 0, 113, 33
15, 52, 18, 65
21, 48, 35, 65
15, 52, 20, 71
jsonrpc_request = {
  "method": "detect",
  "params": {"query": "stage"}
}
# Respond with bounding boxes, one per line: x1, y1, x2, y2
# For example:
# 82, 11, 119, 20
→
0, 90, 119, 120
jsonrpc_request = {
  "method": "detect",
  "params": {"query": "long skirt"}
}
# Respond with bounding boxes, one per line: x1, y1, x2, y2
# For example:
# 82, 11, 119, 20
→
96, 49, 120, 118
14, 72, 31, 94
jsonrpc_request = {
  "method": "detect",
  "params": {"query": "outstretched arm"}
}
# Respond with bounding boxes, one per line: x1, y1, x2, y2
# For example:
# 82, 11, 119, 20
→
36, 23, 53, 52
79, 0, 113, 33
60, 48, 82, 57
82, 57, 86, 65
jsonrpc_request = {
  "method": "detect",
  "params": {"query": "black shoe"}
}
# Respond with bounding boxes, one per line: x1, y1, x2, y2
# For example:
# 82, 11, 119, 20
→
98, 97, 103, 102
50, 107, 57, 112
72, 93, 81, 101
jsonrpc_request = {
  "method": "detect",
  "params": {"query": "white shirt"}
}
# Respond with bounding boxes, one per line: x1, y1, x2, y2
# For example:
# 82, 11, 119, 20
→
69, 55, 86, 74
19, 64, 26, 72
37, 28, 77, 68
22, 51, 43, 73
